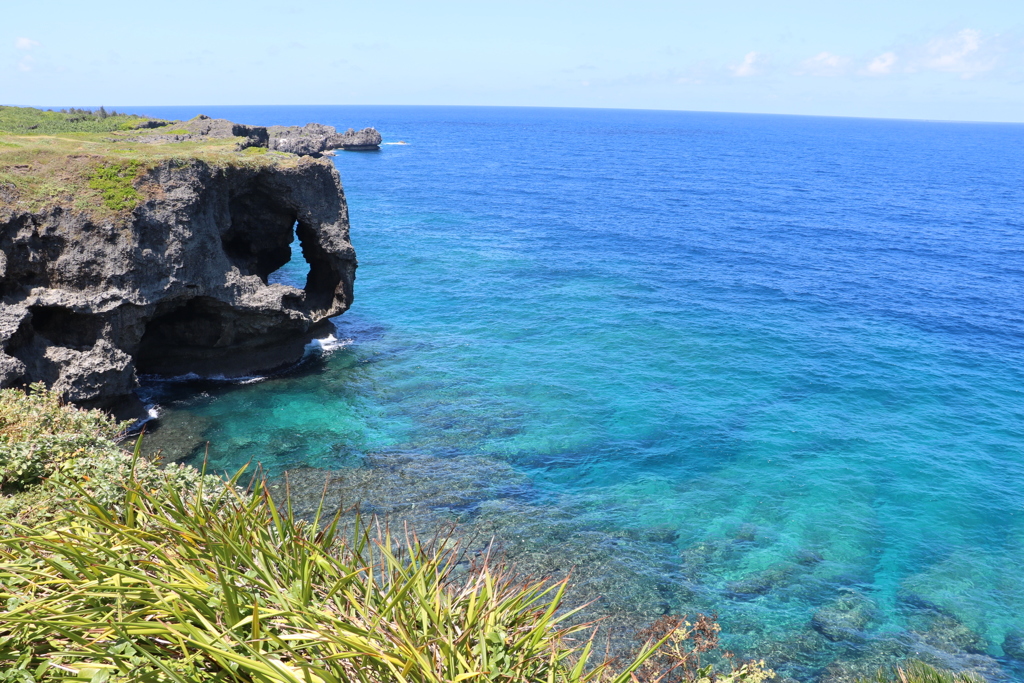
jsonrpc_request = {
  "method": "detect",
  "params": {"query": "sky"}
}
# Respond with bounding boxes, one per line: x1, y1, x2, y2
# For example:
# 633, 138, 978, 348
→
4, 0, 1024, 122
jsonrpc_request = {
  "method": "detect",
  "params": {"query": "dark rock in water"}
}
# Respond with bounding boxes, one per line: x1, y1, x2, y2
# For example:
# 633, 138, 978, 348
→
680, 541, 720, 581
0, 156, 356, 412
1003, 630, 1024, 660
811, 590, 878, 642
817, 636, 997, 683
140, 410, 214, 464
268, 124, 382, 155
727, 562, 798, 598
898, 590, 987, 656
915, 613, 987, 655
336, 127, 384, 151
795, 548, 824, 565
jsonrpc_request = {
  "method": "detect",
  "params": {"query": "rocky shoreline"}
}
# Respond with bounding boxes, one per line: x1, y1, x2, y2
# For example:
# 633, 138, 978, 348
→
0, 113, 364, 415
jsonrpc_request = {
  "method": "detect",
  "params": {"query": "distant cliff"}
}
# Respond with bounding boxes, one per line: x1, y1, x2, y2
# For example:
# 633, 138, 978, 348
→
130, 115, 383, 154
0, 109, 359, 413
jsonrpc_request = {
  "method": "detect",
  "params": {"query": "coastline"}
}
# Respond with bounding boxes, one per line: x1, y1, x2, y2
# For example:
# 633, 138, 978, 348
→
4, 104, 1024, 682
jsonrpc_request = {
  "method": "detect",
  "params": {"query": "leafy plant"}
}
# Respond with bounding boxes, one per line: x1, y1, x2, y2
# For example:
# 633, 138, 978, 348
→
0, 383, 125, 489
87, 160, 143, 211
628, 614, 773, 683
0, 385, 227, 526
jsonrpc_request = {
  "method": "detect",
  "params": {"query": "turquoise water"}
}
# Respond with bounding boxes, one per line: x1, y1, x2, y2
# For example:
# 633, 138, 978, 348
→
136, 106, 1024, 681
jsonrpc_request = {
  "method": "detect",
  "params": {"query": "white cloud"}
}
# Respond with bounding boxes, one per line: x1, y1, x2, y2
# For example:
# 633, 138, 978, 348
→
920, 28, 995, 78
866, 51, 897, 75
797, 51, 851, 76
15, 37, 39, 51
731, 51, 765, 77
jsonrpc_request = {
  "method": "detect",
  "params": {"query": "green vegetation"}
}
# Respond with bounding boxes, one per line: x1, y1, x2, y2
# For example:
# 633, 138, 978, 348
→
0, 387, 776, 682
0, 106, 295, 218
0, 384, 227, 527
87, 160, 143, 211
857, 660, 986, 683
0, 106, 154, 135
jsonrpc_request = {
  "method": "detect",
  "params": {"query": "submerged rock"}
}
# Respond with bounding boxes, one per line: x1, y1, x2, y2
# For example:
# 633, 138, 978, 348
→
0, 155, 356, 412
914, 613, 988, 656
140, 410, 215, 464
727, 562, 799, 598
899, 590, 988, 656
811, 590, 878, 642
1002, 630, 1024, 660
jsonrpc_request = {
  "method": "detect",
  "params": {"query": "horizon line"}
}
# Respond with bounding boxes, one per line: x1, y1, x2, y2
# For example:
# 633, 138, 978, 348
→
6, 102, 1024, 127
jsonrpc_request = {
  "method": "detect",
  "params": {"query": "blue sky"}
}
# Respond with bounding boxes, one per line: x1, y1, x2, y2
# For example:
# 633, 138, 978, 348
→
4, 0, 1023, 122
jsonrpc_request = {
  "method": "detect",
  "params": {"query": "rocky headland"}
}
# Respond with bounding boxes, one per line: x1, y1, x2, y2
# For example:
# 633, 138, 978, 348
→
128, 115, 383, 155
0, 108, 364, 414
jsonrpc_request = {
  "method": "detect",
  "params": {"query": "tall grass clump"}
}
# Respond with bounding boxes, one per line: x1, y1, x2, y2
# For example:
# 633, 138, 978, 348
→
0, 458, 663, 681
857, 660, 986, 683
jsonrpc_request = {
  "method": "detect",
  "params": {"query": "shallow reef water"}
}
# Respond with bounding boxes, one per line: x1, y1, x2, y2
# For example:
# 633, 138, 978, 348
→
134, 105, 1024, 682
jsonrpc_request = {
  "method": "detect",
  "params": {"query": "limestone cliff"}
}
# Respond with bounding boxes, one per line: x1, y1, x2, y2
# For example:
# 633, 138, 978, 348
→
268, 124, 383, 154
0, 153, 356, 412
131, 116, 383, 155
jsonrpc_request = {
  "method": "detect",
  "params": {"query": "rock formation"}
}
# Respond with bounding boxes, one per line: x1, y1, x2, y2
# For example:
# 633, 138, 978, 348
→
268, 124, 383, 154
132, 116, 383, 154
0, 155, 356, 414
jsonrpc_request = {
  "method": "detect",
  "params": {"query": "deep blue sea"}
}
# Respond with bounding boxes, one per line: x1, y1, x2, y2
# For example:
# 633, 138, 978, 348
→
130, 105, 1024, 681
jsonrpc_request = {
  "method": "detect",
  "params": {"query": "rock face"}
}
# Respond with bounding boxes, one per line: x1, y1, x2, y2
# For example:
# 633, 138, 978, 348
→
0, 156, 356, 412
268, 124, 383, 154
131, 115, 270, 150
133, 117, 383, 155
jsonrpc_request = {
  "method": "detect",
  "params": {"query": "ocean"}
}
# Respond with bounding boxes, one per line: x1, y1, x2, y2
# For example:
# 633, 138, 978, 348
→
130, 105, 1024, 681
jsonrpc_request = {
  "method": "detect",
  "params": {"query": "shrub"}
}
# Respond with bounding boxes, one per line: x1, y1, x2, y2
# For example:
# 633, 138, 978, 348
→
87, 160, 143, 211
0, 106, 155, 135
628, 614, 773, 683
0, 384, 228, 526
0, 383, 124, 489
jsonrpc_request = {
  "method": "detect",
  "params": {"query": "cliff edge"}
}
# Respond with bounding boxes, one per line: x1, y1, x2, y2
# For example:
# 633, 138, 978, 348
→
0, 107, 358, 412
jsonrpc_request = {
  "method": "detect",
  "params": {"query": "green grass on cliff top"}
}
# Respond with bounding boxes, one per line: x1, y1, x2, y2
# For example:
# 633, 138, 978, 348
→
0, 105, 152, 135
0, 106, 296, 219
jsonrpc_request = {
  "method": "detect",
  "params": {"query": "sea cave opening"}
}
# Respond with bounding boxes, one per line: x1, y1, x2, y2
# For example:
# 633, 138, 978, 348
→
220, 189, 302, 285
267, 222, 313, 290
134, 187, 342, 376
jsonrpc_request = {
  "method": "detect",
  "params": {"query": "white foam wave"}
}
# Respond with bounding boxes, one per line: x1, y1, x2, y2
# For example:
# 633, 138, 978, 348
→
303, 334, 352, 358
138, 371, 268, 385
127, 404, 162, 434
